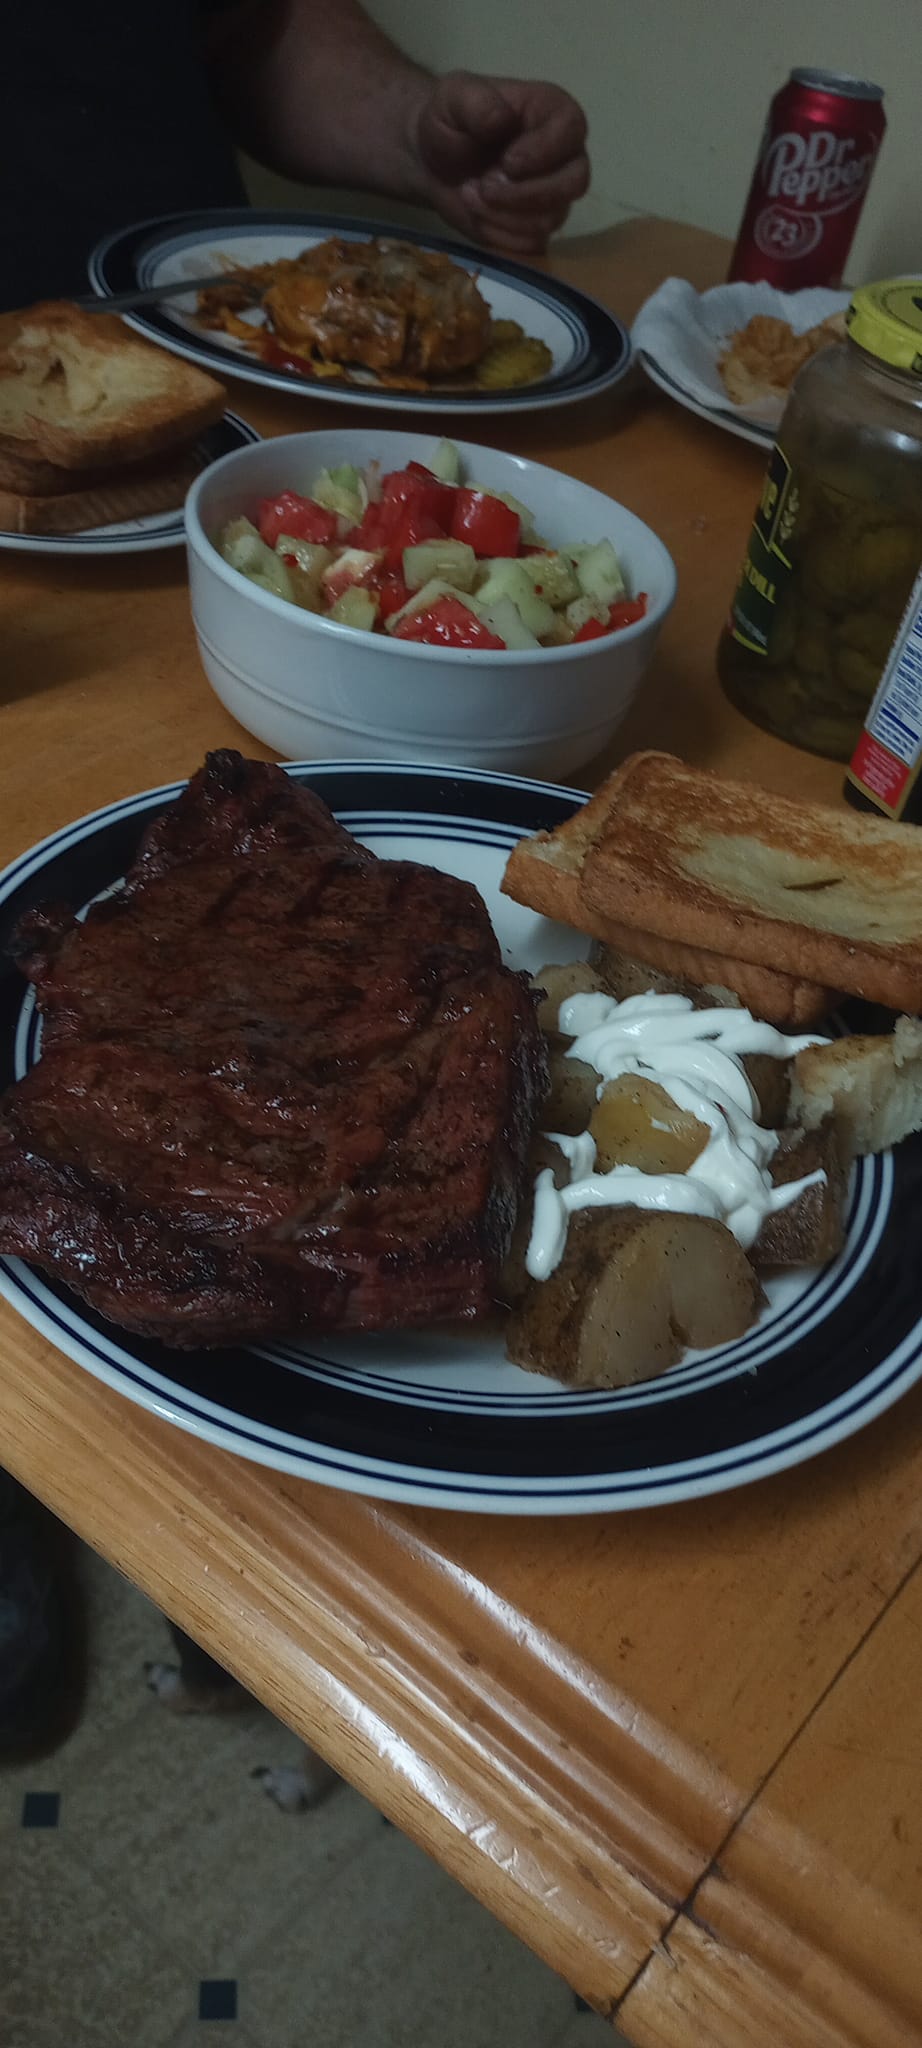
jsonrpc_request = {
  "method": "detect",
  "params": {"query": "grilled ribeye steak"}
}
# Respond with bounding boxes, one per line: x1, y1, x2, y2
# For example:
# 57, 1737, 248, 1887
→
0, 751, 548, 1348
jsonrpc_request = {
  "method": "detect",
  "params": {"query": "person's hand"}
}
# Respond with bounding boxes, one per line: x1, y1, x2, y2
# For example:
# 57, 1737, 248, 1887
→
413, 72, 590, 257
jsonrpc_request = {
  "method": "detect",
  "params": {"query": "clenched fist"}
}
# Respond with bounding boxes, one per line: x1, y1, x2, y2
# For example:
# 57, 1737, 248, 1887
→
413, 71, 590, 256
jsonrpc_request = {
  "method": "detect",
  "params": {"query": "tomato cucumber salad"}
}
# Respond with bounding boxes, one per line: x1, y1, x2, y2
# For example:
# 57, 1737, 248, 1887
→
217, 440, 648, 651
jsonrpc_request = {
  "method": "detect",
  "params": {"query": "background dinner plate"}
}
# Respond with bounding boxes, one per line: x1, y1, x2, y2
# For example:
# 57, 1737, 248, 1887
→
632, 276, 850, 449
635, 352, 776, 449
1, 761, 921, 1514
0, 412, 260, 556
87, 209, 632, 416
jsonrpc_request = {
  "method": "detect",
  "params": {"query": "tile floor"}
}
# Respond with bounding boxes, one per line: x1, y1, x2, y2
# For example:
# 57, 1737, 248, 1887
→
0, 1544, 627, 2047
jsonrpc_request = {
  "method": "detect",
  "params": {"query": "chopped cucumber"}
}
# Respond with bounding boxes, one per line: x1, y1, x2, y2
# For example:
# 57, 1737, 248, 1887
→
275, 536, 333, 578
473, 559, 555, 640
473, 595, 540, 650
565, 593, 610, 633
220, 517, 297, 602
385, 578, 480, 634
402, 538, 476, 593
311, 463, 367, 525
328, 586, 379, 631
275, 536, 332, 609
573, 539, 626, 608
509, 550, 580, 609
428, 438, 461, 484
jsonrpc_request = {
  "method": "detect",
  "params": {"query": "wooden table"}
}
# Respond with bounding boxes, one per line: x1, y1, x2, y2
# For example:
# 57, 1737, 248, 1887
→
2, 218, 920, 2047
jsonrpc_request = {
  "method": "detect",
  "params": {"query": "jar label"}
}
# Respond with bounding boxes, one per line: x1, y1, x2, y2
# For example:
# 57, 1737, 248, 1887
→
846, 563, 922, 817
728, 443, 798, 654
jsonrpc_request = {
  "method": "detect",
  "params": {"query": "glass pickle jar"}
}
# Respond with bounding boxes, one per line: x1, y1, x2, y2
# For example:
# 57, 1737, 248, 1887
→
717, 278, 922, 759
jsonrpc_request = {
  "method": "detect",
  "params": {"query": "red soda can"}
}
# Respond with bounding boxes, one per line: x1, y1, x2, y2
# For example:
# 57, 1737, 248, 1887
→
728, 68, 886, 288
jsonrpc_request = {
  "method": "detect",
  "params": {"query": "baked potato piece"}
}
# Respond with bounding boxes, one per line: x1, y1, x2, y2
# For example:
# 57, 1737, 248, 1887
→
543, 1047, 599, 1136
743, 1053, 791, 1130
505, 1208, 765, 1389
752, 1119, 850, 1268
589, 1074, 709, 1174
531, 959, 602, 1035
563, 949, 793, 1127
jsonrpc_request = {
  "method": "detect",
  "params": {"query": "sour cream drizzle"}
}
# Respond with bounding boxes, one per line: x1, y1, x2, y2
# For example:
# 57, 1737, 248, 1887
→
527, 990, 828, 1282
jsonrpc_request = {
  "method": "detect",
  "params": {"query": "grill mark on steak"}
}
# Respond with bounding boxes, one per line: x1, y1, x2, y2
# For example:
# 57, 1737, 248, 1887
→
0, 751, 548, 1349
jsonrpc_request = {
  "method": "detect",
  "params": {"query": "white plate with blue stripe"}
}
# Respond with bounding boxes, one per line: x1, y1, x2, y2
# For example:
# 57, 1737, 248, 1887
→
0, 412, 260, 556
1, 760, 920, 1512
87, 210, 632, 416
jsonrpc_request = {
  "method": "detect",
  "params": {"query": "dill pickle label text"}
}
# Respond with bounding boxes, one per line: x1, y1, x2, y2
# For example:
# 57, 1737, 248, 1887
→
729, 443, 799, 654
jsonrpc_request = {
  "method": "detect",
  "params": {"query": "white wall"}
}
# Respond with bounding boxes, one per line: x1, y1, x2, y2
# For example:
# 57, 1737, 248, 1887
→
245, 0, 921, 280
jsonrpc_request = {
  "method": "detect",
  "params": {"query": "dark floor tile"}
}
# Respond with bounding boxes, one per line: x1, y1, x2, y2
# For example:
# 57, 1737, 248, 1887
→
198, 1980, 237, 2022
21, 1791, 60, 1829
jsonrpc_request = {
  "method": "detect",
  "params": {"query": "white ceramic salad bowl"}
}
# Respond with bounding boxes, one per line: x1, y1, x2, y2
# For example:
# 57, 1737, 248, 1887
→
184, 429, 677, 778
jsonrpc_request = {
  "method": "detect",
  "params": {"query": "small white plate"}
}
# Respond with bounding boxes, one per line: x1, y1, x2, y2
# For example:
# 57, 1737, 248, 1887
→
632, 277, 850, 447
0, 412, 260, 556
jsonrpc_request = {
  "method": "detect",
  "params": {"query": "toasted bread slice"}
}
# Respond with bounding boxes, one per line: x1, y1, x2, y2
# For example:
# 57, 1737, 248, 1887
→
0, 301, 225, 470
503, 752, 922, 1015
0, 445, 203, 534
788, 1014, 922, 1156
501, 766, 832, 1029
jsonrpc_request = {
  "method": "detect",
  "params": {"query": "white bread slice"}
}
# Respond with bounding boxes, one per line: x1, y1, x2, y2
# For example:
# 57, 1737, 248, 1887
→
501, 769, 832, 1029
0, 445, 203, 534
503, 751, 922, 1016
0, 302, 225, 470
788, 1015, 922, 1156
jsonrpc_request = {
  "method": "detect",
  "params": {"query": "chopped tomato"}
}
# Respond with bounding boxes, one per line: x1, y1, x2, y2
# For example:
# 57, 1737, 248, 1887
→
383, 507, 445, 571
381, 466, 456, 528
257, 491, 338, 548
449, 489, 521, 558
259, 337, 319, 380
572, 594, 649, 642
346, 500, 396, 550
369, 569, 413, 620
391, 597, 506, 650
609, 594, 648, 627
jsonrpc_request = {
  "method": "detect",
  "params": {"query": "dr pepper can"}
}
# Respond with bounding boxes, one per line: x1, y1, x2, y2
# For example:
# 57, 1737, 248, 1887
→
728, 68, 886, 289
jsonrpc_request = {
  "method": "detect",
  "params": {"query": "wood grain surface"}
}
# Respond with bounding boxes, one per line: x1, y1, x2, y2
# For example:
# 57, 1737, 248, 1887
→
1, 216, 919, 2046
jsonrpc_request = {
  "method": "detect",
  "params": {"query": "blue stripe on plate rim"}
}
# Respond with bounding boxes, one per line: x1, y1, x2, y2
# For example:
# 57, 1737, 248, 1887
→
0, 757, 920, 1512
86, 210, 630, 413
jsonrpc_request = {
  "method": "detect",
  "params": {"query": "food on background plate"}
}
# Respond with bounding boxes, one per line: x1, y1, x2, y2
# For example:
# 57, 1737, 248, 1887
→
218, 439, 648, 651
718, 309, 847, 407
0, 751, 547, 1348
499, 753, 922, 1386
195, 237, 554, 392
0, 301, 226, 534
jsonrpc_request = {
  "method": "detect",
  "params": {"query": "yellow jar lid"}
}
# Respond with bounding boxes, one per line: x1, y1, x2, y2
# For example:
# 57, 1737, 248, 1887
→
847, 279, 922, 375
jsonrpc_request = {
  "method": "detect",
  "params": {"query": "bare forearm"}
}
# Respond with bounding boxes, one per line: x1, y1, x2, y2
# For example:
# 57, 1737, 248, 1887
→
207, 0, 433, 199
